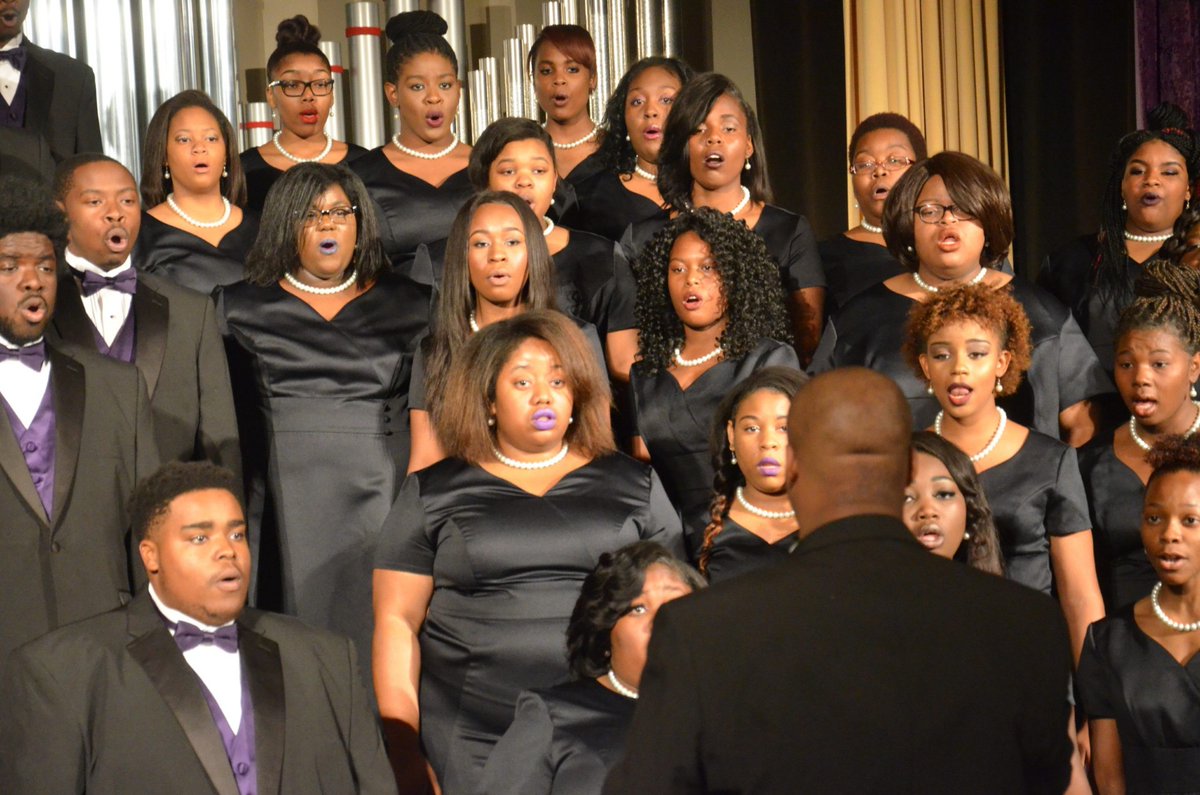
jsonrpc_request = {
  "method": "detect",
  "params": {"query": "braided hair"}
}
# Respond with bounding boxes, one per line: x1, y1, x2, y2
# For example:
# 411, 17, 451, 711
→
1115, 258, 1200, 355
1159, 204, 1200, 265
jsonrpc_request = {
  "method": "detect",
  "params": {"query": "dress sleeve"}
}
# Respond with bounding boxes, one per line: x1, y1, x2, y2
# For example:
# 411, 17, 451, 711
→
374, 474, 436, 574
1054, 313, 1114, 408
407, 344, 428, 412
1046, 447, 1092, 537
642, 469, 686, 559
806, 317, 838, 374
778, 215, 826, 293
760, 341, 801, 370
1074, 622, 1117, 718
605, 243, 638, 333
477, 691, 556, 795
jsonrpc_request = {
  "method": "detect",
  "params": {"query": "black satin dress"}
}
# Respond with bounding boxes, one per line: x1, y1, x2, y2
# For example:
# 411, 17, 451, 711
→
350, 148, 475, 271
705, 516, 797, 584
558, 169, 668, 243
810, 278, 1115, 435
631, 338, 800, 558
134, 211, 260, 296
1079, 436, 1153, 610
215, 271, 431, 678
374, 453, 684, 795
977, 430, 1092, 594
1077, 605, 1200, 793
239, 143, 370, 213
479, 679, 636, 795
817, 234, 906, 317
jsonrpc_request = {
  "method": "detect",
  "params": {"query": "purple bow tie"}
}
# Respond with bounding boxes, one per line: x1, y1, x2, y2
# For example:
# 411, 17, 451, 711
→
79, 269, 137, 297
0, 47, 27, 71
0, 341, 45, 371
173, 621, 238, 653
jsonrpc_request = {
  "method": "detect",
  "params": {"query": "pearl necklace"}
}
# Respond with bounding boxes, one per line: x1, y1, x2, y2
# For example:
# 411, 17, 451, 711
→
469, 311, 480, 333
273, 130, 332, 164
673, 345, 723, 367
392, 132, 458, 160
606, 669, 638, 699
1129, 401, 1200, 452
548, 123, 599, 150
1124, 229, 1173, 244
542, 217, 555, 237
166, 194, 231, 229
935, 407, 1007, 463
735, 486, 795, 520
860, 219, 882, 234
284, 269, 356, 295
634, 162, 656, 182
492, 442, 569, 470
726, 186, 751, 217
1151, 582, 1200, 632
912, 267, 987, 294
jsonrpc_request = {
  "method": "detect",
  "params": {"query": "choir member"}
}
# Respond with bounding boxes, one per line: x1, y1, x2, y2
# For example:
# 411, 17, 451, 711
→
531, 24, 602, 180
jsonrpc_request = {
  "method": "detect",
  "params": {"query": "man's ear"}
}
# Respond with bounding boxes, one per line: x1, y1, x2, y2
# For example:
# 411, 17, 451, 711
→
139, 538, 159, 576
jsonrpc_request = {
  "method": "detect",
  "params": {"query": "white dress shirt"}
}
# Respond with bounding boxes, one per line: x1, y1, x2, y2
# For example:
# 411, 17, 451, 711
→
0, 33, 24, 106
65, 250, 135, 346
0, 334, 50, 428
148, 583, 244, 731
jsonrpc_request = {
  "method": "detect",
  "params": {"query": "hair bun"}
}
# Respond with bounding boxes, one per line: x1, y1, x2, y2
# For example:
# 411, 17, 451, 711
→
386, 10, 448, 43
275, 15, 321, 47
1136, 258, 1200, 304
1148, 101, 1192, 133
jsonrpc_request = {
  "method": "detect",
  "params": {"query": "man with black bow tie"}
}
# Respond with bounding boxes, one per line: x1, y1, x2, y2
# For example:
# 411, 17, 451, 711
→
0, 461, 398, 794
50, 154, 240, 480
0, 175, 158, 664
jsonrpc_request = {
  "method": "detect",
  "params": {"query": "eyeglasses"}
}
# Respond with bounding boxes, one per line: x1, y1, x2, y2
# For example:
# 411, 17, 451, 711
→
848, 156, 914, 176
913, 203, 976, 224
301, 205, 357, 226
268, 78, 335, 97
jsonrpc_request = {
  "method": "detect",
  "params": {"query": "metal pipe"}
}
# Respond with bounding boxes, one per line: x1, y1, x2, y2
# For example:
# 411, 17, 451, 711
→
195, 0, 239, 123
386, 0, 420, 16
468, 69, 489, 145
26, 0, 78, 58
635, 0, 662, 60
516, 23, 539, 121
583, 0, 610, 123
661, 0, 680, 58
502, 39, 526, 119
560, 0, 579, 25
428, 0, 468, 145
71, 0, 138, 169
346, 1, 385, 149
479, 56, 500, 129
241, 101, 275, 151
541, 1, 562, 27
319, 40, 347, 142
606, 0, 628, 100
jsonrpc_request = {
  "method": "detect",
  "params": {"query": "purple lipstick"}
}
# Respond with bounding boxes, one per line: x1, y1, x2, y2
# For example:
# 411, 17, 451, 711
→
532, 409, 558, 431
757, 457, 782, 477
318, 239, 339, 255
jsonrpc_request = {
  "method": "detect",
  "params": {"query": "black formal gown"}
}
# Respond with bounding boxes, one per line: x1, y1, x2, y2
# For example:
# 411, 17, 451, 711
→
133, 210, 259, 296
350, 148, 475, 272
374, 453, 684, 795
817, 234, 906, 317
558, 169, 668, 243
631, 338, 800, 559
1079, 436, 1153, 611
215, 271, 431, 680
705, 516, 797, 584
978, 430, 1092, 594
239, 143, 370, 214
479, 679, 636, 795
1077, 605, 1200, 793
810, 277, 1115, 436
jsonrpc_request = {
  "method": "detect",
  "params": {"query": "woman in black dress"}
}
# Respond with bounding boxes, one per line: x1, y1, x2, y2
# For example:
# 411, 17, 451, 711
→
904, 283, 1104, 660
632, 73, 825, 363
697, 366, 805, 583
215, 163, 430, 675
813, 151, 1113, 447
136, 90, 258, 295
373, 311, 685, 795
1079, 436, 1200, 793
350, 11, 473, 273
1039, 103, 1199, 372
531, 24, 602, 181
559, 56, 694, 242
1080, 260, 1200, 611
818, 112, 924, 315
631, 208, 798, 559
480, 541, 703, 794
239, 16, 368, 213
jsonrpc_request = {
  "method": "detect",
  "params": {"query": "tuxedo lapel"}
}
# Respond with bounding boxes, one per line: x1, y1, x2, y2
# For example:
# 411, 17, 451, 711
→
0, 396, 49, 525
48, 277, 96, 349
240, 618, 285, 795
21, 43, 54, 138
47, 348, 82, 527
132, 284, 169, 398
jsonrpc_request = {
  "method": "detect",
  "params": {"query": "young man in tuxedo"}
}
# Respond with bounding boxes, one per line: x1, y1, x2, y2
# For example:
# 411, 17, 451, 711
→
0, 460, 398, 794
51, 153, 241, 479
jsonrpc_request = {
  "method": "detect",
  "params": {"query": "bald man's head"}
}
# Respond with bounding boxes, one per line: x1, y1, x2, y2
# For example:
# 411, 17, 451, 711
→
786, 368, 912, 537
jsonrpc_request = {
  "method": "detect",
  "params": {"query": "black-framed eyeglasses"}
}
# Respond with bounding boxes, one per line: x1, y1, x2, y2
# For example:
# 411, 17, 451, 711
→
913, 202, 976, 224
848, 156, 914, 176
301, 205, 358, 226
268, 78, 335, 97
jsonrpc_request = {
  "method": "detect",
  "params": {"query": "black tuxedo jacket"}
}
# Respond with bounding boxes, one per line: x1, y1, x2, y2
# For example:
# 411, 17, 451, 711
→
50, 269, 241, 482
604, 515, 1074, 794
0, 343, 159, 663
0, 592, 398, 794
19, 40, 103, 161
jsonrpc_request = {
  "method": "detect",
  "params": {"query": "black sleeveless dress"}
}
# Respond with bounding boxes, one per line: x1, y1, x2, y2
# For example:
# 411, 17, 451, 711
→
239, 143, 370, 214
134, 211, 260, 296
559, 168, 668, 243
817, 234, 906, 317
705, 516, 797, 584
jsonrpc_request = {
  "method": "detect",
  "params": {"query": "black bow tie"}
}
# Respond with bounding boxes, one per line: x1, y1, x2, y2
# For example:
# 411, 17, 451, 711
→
79, 269, 137, 297
0, 341, 45, 371
173, 621, 238, 653
0, 47, 27, 71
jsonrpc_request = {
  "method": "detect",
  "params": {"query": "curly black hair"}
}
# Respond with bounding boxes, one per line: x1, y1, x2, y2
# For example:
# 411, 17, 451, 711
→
596, 56, 695, 177
129, 461, 242, 541
633, 208, 791, 375
0, 176, 69, 269
565, 541, 704, 679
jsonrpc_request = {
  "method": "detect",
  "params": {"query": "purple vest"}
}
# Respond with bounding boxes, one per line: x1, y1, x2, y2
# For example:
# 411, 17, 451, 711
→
0, 70, 27, 128
1, 385, 56, 519
196, 674, 257, 795
89, 310, 136, 363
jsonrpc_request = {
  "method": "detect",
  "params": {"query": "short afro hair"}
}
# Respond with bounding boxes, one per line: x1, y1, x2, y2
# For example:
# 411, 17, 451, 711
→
848, 112, 928, 164
129, 461, 243, 541
0, 177, 69, 271
1147, 434, 1200, 488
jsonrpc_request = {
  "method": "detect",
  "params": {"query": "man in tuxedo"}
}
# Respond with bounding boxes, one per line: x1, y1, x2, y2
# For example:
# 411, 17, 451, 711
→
605, 368, 1074, 794
51, 154, 241, 479
0, 175, 158, 665
0, 0, 103, 169
0, 461, 398, 794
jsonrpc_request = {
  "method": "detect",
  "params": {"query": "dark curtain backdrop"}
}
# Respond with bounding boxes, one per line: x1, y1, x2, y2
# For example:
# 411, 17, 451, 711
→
749, 0, 846, 239
1001, 0, 1136, 278
1136, 0, 1200, 128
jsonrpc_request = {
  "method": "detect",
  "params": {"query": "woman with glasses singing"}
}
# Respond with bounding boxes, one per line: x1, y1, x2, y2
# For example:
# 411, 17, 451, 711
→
239, 16, 368, 214
810, 151, 1113, 448
216, 163, 432, 674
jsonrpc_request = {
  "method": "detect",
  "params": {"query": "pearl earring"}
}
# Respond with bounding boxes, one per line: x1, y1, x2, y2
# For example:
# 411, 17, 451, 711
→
744, 159, 751, 171
731, 451, 737, 464
221, 164, 228, 178
963, 531, 971, 540
1122, 200, 1127, 211
995, 381, 1003, 394
926, 383, 933, 395
1192, 384, 1197, 399
569, 416, 574, 424
163, 166, 171, 181
487, 417, 495, 427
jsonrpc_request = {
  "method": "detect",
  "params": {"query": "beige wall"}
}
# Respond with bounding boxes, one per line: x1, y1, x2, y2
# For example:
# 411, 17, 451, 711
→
709, 0, 756, 108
